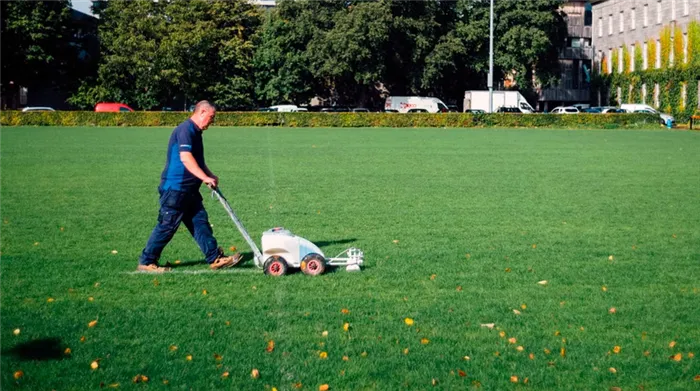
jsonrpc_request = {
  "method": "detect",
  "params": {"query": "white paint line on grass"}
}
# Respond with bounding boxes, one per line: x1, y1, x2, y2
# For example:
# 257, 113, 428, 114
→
123, 268, 261, 275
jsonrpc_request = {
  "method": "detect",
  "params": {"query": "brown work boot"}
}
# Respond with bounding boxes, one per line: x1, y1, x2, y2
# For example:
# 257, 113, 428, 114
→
137, 263, 171, 273
210, 252, 243, 270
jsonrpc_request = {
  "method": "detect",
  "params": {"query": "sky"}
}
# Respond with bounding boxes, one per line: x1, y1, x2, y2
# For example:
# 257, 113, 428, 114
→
71, 1, 95, 16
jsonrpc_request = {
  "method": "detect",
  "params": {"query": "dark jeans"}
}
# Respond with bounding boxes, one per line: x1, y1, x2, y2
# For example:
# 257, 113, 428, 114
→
139, 188, 219, 265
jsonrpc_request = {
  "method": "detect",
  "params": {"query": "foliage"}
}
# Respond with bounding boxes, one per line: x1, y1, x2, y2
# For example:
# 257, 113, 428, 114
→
0, 0, 76, 103
634, 42, 643, 73
647, 39, 658, 70
674, 26, 684, 66
660, 26, 672, 69
69, 0, 262, 110
622, 45, 631, 74
0, 111, 663, 129
611, 49, 619, 75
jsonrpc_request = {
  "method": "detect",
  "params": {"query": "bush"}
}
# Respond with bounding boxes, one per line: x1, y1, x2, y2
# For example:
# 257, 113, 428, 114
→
1, 111, 663, 129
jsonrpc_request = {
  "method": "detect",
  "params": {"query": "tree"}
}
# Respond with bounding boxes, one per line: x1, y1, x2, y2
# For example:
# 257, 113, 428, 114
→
70, 0, 261, 110
1, 1, 72, 107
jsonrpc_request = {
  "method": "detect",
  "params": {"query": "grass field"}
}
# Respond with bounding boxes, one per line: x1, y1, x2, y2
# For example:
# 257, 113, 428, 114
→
1, 126, 699, 390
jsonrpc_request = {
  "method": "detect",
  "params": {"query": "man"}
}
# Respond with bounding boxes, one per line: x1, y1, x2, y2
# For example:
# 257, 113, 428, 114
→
138, 100, 241, 272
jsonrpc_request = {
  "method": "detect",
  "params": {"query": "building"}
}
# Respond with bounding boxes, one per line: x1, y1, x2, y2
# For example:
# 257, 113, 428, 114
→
538, 1, 594, 111
591, 0, 700, 108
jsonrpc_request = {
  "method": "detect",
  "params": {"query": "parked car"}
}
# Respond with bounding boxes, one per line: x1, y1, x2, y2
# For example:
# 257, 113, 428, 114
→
620, 103, 674, 126
603, 108, 627, 113
582, 107, 603, 113
464, 109, 485, 114
269, 104, 309, 112
258, 107, 277, 112
446, 104, 460, 112
383, 109, 399, 113
496, 107, 522, 114
550, 106, 580, 114
21, 106, 55, 112
95, 102, 134, 112
352, 108, 370, 112
407, 108, 429, 113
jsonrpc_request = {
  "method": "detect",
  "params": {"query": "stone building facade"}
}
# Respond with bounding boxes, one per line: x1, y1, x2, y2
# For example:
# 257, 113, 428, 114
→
592, 0, 700, 106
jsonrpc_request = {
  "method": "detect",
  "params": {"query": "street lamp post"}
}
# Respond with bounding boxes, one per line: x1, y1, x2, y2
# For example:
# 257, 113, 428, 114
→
488, 0, 494, 113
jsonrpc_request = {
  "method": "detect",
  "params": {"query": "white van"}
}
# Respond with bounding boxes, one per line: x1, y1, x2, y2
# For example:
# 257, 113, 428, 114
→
620, 104, 674, 125
269, 104, 307, 112
384, 96, 449, 113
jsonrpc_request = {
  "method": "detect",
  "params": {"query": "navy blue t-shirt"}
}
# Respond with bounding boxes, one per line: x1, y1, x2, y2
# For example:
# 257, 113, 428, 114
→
160, 119, 205, 192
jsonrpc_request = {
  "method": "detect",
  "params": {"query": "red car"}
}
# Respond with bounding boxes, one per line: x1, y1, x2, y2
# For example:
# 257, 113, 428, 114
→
95, 102, 134, 112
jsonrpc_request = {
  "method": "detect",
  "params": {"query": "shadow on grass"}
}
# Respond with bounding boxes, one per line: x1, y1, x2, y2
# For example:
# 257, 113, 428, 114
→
5, 338, 69, 361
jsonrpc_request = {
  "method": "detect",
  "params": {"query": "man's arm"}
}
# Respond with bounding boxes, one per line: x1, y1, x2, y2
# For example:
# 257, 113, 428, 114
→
180, 152, 216, 187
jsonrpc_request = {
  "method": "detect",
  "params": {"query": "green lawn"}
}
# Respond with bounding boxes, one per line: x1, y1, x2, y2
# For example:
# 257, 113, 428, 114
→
1, 126, 699, 390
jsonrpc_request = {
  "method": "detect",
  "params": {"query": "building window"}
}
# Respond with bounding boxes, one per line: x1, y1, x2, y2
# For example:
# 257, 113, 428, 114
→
684, 32, 688, 63
670, 36, 675, 66
631, 8, 636, 30
643, 42, 649, 69
585, 2, 593, 25
644, 4, 649, 27
617, 86, 622, 105
684, 0, 689, 16
656, 39, 661, 68
630, 44, 635, 72
620, 11, 624, 33
609, 14, 614, 35
599, 17, 603, 37
657, 1, 662, 24
642, 83, 647, 104
682, 83, 687, 108
608, 49, 613, 74
654, 83, 660, 107
672, 0, 677, 20
619, 46, 624, 73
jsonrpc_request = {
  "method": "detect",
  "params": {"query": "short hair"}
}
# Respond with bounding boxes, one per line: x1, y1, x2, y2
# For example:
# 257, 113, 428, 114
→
194, 100, 216, 114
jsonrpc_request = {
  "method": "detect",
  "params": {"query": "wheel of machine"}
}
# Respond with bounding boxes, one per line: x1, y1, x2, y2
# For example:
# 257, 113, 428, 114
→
300, 253, 326, 276
264, 256, 288, 276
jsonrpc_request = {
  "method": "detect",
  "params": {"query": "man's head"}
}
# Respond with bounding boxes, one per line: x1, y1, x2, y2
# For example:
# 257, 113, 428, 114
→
191, 100, 216, 130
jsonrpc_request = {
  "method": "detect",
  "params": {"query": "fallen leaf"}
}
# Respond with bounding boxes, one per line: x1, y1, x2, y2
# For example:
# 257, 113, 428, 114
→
499, 331, 506, 338
266, 340, 275, 353
107, 383, 120, 388
529, 353, 535, 360
694, 374, 700, 381
480, 323, 495, 329
537, 280, 548, 286
508, 337, 517, 344
294, 383, 302, 389
319, 351, 328, 359
403, 348, 409, 355
561, 347, 566, 357
544, 348, 551, 354
88, 297, 94, 302
34, 242, 39, 246
510, 375, 519, 383
88, 320, 98, 328
319, 384, 329, 391
602, 285, 608, 292
169, 345, 178, 351
13, 328, 20, 336
404, 318, 414, 326
421, 338, 430, 345
430, 274, 437, 280
669, 341, 677, 348
14, 370, 23, 380
644, 350, 651, 356
90, 360, 99, 370
342, 355, 349, 361
47, 298, 55, 303
516, 346, 524, 352
458, 370, 466, 377
221, 371, 229, 378
610, 387, 621, 391
202, 290, 208, 295
174, 260, 181, 264
465, 253, 471, 259
251, 368, 259, 379
229, 246, 236, 252
521, 304, 527, 310
341, 308, 350, 314
609, 307, 617, 314
64, 348, 71, 355
608, 367, 617, 374
132, 374, 148, 383
185, 355, 192, 361
392, 240, 399, 244
513, 309, 521, 315
80, 336, 86, 342
532, 244, 537, 249
322, 330, 328, 337
432, 378, 438, 386
361, 351, 367, 357
689, 352, 695, 358
671, 353, 682, 361
456, 286, 463, 291
505, 268, 511, 273
163, 379, 169, 385
343, 323, 350, 332
111, 250, 118, 255
213, 353, 222, 361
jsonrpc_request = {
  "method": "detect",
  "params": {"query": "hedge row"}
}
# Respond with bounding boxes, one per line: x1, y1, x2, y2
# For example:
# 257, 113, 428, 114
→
1, 111, 664, 128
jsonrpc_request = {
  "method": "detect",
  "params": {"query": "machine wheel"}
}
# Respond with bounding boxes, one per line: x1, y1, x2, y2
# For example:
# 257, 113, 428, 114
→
301, 253, 326, 276
264, 256, 288, 276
